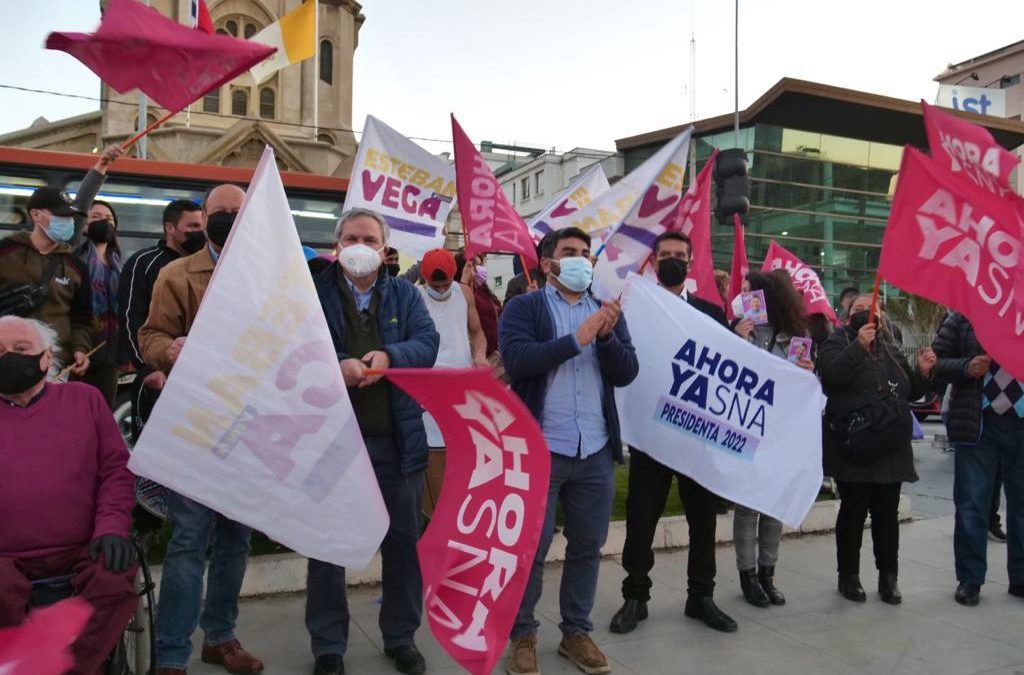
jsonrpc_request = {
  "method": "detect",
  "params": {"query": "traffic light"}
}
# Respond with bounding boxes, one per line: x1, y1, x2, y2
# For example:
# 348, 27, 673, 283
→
713, 148, 750, 225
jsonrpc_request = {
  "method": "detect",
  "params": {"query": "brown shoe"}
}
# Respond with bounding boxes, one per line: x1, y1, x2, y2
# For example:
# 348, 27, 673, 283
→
558, 633, 611, 675
201, 640, 264, 673
506, 633, 540, 675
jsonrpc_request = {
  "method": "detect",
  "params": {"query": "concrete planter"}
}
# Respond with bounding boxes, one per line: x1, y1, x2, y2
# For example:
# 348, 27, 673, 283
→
150, 495, 911, 598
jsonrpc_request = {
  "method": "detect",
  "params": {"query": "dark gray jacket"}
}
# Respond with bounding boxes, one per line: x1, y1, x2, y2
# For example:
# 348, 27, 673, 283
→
931, 312, 985, 445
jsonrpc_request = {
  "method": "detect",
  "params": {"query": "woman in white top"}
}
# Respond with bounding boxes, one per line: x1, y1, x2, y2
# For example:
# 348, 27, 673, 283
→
417, 248, 488, 519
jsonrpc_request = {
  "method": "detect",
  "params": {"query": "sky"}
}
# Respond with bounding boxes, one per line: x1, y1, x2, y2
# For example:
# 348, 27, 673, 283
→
0, 0, 1021, 155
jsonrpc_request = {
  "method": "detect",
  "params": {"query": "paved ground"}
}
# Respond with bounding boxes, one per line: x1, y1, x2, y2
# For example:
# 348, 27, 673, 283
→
177, 425, 1022, 675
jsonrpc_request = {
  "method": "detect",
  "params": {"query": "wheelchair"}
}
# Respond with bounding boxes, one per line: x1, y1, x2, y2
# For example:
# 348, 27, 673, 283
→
28, 538, 157, 675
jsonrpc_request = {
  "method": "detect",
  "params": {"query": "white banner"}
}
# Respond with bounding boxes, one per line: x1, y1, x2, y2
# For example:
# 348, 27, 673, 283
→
591, 128, 692, 299
935, 84, 1007, 117
528, 162, 610, 238
344, 115, 456, 259
616, 274, 826, 527
130, 147, 389, 568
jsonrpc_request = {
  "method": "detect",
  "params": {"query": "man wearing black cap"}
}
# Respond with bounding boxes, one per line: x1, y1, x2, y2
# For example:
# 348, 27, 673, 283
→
0, 144, 121, 374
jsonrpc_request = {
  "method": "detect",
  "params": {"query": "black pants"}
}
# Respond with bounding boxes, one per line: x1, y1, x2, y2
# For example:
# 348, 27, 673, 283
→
991, 464, 1003, 526
835, 481, 902, 575
621, 448, 719, 600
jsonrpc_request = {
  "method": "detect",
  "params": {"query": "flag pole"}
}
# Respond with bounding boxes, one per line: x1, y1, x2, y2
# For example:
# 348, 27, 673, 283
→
121, 109, 177, 151
312, 0, 319, 141
867, 272, 882, 327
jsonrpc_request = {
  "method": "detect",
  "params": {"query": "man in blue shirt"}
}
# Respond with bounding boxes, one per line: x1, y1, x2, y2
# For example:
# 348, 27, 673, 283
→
499, 227, 638, 675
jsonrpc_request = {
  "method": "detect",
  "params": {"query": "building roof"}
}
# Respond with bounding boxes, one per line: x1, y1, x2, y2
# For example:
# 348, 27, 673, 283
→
615, 77, 1024, 152
935, 39, 1024, 81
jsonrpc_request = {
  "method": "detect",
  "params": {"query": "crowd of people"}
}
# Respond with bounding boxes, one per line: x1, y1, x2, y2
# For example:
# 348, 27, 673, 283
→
0, 158, 1021, 675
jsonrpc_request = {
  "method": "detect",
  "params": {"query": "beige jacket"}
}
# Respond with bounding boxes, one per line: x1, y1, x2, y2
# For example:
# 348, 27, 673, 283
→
139, 248, 214, 373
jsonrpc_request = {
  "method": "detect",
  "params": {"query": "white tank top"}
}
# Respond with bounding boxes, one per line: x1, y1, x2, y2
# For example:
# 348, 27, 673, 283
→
419, 286, 473, 447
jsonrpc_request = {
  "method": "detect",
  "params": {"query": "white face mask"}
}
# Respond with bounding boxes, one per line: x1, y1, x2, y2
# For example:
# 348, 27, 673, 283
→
731, 294, 744, 318
338, 243, 383, 278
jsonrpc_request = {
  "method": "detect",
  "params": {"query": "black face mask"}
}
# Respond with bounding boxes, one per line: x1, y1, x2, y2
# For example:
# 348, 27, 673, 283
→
180, 230, 208, 255
385, 263, 401, 277
206, 211, 237, 248
656, 257, 688, 287
86, 220, 115, 244
0, 351, 47, 396
849, 309, 872, 332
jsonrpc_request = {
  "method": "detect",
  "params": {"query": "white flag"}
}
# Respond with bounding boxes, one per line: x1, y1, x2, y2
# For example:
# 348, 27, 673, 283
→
529, 162, 610, 238
130, 147, 389, 568
616, 274, 826, 527
344, 115, 456, 259
588, 128, 692, 299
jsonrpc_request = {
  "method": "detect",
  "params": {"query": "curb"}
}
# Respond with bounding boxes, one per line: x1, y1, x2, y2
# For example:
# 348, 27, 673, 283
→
150, 495, 912, 598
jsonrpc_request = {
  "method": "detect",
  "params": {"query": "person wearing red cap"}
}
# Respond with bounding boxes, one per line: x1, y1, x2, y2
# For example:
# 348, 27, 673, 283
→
418, 248, 487, 519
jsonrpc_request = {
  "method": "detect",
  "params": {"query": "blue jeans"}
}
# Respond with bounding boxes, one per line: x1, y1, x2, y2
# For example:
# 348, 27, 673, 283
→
954, 412, 1024, 587
305, 437, 424, 657
155, 492, 253, 669
512, 444, 615, 639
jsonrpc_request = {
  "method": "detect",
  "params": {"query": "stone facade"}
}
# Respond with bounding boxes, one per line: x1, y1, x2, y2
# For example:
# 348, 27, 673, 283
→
0, 0, 362, 176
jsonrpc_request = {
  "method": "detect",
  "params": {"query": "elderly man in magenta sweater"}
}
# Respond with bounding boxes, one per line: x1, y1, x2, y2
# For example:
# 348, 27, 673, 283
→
0, 315, 137, 675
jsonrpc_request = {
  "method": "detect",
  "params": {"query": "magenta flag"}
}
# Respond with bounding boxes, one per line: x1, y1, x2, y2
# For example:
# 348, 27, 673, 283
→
452, 116, 539, 268
880, 147, 1024, 380
726, 214, 749, 320
384, 368, 550, 675
762, 240, 840, 325
0, 598, 92, 675
671, 149, 722, 309
46, 0, 275, 114
922, 101, 1020, 197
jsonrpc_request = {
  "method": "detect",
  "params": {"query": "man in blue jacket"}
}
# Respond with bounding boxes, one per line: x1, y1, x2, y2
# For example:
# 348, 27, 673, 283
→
307, 208, 439, 675
499, 227, 638, 675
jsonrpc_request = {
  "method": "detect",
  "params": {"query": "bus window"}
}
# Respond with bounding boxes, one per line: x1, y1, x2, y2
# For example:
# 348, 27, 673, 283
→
288, 194, 341, 249
0, 173, 48, 234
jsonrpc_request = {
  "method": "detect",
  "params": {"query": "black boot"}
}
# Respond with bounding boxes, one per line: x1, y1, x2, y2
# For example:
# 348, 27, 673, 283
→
878, 573, 902, 605
609, 598, 648, 634
838, 574, 867, 602
739, 568, 770, 607
758, 565, 786, 606
684, 595, 738, 633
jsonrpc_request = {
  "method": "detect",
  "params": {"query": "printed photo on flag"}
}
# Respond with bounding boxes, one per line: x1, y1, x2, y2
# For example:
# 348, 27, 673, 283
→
617, 274, 826, 527
344, 115, 456, 259
130, 146, 389, 569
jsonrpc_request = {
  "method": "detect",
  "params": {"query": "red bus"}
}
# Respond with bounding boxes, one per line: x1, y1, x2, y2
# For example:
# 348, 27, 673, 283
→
0, 146, 349, 255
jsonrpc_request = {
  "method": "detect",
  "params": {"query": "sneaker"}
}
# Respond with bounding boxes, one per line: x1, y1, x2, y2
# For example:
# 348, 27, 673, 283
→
558, 633, 611, 675
506, 634, 539, 675
989, 522, 1007, 543
383, 645, 426, 675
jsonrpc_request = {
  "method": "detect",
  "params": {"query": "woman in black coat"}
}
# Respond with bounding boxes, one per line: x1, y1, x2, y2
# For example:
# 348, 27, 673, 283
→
817, 294, 936, 605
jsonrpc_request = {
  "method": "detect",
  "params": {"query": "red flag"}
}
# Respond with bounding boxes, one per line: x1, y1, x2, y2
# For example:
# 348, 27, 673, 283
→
0, 598, 93, 675
761, 240, 840, 325
880, 147, 1024, 379
46, 0, 275, 114
671, 149, 722, 308
922, 101, 1020, 197
452, 116, 539, 268
195, 0, 215, 34
726, 214, 749, 320
383, 368, 550, 675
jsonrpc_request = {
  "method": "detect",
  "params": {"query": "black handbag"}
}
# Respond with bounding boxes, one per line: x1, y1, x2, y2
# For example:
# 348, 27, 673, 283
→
0, 256, 59, 318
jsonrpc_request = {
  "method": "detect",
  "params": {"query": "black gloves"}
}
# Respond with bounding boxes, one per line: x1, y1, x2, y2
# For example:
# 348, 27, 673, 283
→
88, 534, 137, 573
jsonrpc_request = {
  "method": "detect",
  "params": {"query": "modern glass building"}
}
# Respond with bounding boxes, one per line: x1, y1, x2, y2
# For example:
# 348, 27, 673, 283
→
616, 78, 1024, 306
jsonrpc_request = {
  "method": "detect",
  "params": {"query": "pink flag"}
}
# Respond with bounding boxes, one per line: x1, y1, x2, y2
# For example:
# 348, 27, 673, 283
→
879, 147, 1024, 379
46, 0, 275, 114
384, 368, 551, 675
726, 214, 749, 320
922, 101, 1020, 198
761, 240, 840, 325
0, 598, 93, 675
452, 116, 539, 268
671, 149, 722, 309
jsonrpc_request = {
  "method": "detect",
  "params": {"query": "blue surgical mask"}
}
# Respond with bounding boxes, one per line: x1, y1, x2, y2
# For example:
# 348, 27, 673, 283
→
45, 216, 75, 243
554, 256, 593, 292
426, 285, 452, 301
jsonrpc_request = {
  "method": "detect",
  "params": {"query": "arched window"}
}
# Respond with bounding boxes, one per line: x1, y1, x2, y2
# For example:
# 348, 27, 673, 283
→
203, 88, 220, 113
225, 20, 238, 36
244, 23, 257, 38
259, 88, 275, 120
231, 90, 248, 116
216, 28, 228, 36
319, 40, 333, 84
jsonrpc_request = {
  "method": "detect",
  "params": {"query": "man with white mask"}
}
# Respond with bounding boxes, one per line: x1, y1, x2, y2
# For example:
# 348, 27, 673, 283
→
307, 208, 439, 675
